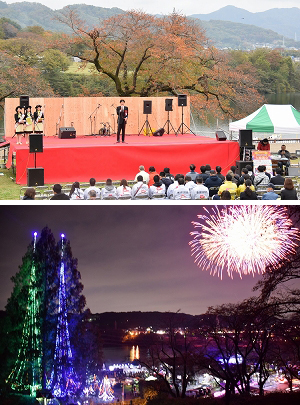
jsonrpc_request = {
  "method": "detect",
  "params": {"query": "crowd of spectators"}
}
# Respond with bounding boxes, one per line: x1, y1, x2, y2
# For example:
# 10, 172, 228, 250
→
22, 163, 299, 201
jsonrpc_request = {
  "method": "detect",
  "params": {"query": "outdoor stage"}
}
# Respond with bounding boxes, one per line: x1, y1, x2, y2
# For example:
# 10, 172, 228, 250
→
7, 134, 240, 185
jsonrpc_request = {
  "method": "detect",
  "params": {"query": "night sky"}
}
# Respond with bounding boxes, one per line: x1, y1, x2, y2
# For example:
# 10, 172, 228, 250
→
0, 204, 295, 316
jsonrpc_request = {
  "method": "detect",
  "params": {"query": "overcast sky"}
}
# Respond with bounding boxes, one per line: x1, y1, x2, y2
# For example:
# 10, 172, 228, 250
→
4, 0, 300, 16
1, 204, 298, 317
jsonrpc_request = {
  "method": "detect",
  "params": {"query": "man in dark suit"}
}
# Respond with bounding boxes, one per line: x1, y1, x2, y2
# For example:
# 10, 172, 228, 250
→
270, 167, 285, 186
116, 99, 128, 143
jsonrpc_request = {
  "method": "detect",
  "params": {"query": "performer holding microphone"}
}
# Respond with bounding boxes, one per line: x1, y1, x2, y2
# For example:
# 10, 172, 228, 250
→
14, 106, 25, 144
34, 104, 44, 133
116, 99, 128, 143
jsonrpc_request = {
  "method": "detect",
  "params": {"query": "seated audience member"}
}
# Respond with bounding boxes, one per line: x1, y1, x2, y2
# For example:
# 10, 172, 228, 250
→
101, 178, 117, 199
167, 174, 184, 199
216, 166, 225, 182
220, 190, 231, 200
230, 165, 240, 183
69, 181, 84, 200
262, 183, 279, 200
204, 169, 223, 196
262, 165, 271, 180
50, 184, 70, 200
237, 168, 248, 186
257, 138, 270, 151
160, 171, 172, 191
116, 179, 132, 198
227, 170, 238, 185
218, 174, 237, 199
240, 179, 258, 200
172, 177, 191, 200
23, 187, 36, 200
253, 165, 269, 187
148, 166, 159, 186
280, 178, 298, 200
270, 167, 285, 186
186, 164, 198, 182
246, 164, 254, 182
132, 175, 149, 199
236, 174, 255, 197
195, 165, 209, 183
191, 177, 209, 200
164, 167, 175, 182
88, 190, 97, 200
185, 175, 196, 192
205, 164, 211, 174
277, 145, 291, 173
134, 165, 149, 184
149, 175, 166, 198
84, 178, 101, 199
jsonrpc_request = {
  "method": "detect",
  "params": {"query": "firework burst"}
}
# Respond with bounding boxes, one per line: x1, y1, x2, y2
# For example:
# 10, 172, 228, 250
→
189, 205, 299, 279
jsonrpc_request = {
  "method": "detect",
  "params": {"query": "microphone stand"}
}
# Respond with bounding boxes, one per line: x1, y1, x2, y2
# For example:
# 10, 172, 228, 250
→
87, 104, 101, 136
110, 104, 116, 135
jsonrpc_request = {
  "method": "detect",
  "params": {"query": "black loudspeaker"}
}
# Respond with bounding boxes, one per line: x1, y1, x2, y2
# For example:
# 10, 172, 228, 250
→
239, 129, 253, 147
215, 130, 226, 141
29, 134, 43, 153
165, 99, 173, 111
20, 95, 29, 109
27, 168, 44, 186
59, 127, 76, 139
178, 94, 187, 107
153, 128, 164, 137
143, 101, 152, 114
236, 160, 253, 175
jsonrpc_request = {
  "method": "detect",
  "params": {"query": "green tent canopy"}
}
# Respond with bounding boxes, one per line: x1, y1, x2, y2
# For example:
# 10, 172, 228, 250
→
229, 104, 300, 134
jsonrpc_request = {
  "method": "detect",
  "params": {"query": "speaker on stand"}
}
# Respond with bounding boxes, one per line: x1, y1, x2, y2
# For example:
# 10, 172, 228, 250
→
20, 95, 29, 109
176, 94, 195, 135
138, 101, 153, 136
27, 134, 44, 186
162, 99, 176, 134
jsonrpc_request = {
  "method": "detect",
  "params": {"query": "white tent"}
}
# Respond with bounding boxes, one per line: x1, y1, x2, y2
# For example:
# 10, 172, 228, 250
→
229, 104, 300, 135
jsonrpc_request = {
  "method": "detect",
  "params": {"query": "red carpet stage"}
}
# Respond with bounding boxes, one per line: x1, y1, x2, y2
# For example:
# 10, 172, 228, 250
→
7, 134, 240, 185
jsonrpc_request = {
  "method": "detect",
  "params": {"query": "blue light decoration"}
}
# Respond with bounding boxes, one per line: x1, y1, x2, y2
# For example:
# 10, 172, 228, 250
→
6, 232, 42, 396
49, 234, 79, 398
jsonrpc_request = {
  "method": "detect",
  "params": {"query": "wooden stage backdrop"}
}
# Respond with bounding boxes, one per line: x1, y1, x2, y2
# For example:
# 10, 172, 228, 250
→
4, 96, 190, 137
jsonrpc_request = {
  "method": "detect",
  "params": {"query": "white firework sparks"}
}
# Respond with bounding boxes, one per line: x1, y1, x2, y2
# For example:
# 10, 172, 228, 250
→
189, 206, 299, 279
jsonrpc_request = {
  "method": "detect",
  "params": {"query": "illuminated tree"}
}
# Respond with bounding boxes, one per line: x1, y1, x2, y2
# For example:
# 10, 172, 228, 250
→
6, 233, 42, 396
48, 234, 79, 397
5, 227, 87, 395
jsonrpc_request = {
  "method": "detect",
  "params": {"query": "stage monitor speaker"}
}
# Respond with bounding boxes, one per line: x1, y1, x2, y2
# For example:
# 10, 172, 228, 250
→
20, 95, 29, 109
59, 127, 76, 139
165, 98, 173, 112
143, 100, 152, 114
236, 160, 253, 175
239, 129, 253, 147
215, 130, 226, 141
29, 134, 43, 153
27, 168, 44, 187
178, 94, 187, 107
153, 128, 165, 137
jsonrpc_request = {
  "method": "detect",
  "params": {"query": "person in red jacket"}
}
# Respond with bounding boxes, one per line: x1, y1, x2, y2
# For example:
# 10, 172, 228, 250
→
257, 138, 270, 151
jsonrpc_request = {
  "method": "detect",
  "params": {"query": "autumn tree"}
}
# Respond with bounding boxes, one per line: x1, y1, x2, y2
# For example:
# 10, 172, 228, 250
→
55, 9, 264, 119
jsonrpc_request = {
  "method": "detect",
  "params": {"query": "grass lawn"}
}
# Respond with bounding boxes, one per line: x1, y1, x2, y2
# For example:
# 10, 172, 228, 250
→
0, 168, 24, 200
66, 61, 96, 75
